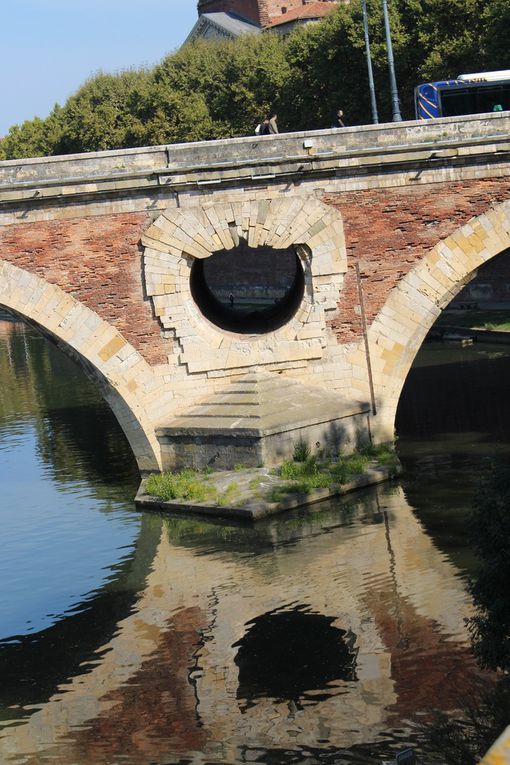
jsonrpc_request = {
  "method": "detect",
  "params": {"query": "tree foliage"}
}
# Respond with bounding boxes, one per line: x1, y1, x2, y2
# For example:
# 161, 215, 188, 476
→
2, 107, 65, 160
418, 677, 510, 765
57, 70, 151, 154
1, 0, 508, 159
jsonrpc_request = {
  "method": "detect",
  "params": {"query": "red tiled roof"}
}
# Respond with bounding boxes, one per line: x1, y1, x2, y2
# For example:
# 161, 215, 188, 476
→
266, 2, 337, 27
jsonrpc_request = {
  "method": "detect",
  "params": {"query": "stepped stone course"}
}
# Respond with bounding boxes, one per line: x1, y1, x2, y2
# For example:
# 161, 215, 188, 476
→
157, 368, 369, 469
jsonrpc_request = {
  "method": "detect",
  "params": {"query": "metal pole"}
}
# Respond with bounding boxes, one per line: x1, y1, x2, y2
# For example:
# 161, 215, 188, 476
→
355, 263, 377, 416
362, 0, 379, 124
381, 0, 402, 121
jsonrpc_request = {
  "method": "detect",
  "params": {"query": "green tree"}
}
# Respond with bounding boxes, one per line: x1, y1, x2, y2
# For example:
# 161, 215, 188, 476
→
281, 7, 360, 130
481, 0, 510, 70
57, 69, 151, 153
410, 0, 485, 81
147, 34, 290, 141
2, 0, 510, 160
2, 106, 65, 159
281, 0, 418, 129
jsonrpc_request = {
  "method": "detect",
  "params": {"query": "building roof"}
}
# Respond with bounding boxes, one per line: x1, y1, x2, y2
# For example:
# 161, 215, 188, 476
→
184, 11, 260, 44
267, 2, 337, 28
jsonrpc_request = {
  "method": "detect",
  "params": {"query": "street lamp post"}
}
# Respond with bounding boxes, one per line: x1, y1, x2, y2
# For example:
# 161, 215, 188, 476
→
362, 0, 379, 124
381, 0, 402, 121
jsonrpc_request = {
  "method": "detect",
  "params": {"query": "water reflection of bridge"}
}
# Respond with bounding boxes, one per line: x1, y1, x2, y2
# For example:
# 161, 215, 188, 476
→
0, 486, 480, 764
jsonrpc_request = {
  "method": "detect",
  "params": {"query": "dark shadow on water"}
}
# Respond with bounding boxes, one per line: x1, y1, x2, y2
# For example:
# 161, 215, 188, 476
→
0, 318, 139, 492
234, 605, 358, 710
37, 402, 140, 488
397, 342, 510, 444
396, 341, 510, 574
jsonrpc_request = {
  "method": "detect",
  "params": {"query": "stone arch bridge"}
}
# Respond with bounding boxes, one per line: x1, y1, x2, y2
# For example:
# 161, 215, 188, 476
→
1, 113, 510, 472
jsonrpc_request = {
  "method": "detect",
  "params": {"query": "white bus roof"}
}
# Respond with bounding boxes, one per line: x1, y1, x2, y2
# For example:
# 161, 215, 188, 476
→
457, 70, 510, 82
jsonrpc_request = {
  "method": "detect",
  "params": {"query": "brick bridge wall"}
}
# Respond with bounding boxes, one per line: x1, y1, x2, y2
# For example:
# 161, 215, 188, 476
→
0, 212, 169, 365
1, 178, 509, 372
325, 179, 510, 343
1, 114, 510, 470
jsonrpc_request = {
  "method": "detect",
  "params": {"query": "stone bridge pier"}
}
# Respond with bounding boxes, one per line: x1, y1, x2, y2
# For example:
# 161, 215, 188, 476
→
1, 113, 510, 472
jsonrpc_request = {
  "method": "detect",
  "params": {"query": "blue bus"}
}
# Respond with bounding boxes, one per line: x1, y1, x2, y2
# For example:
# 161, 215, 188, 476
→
415, 70, 510, 119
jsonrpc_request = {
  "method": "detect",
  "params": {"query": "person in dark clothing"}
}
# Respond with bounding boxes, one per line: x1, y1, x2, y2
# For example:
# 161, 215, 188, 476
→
255, 116, 271, 135
258, 112, 278, 135
331, 109, 345, 128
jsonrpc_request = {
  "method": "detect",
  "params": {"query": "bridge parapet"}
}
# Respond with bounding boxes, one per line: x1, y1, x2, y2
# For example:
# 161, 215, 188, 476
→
1, 113, 509, 210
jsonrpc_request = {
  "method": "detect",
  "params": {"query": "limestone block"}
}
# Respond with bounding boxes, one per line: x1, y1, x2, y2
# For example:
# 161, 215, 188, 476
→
98, 334, 127, 363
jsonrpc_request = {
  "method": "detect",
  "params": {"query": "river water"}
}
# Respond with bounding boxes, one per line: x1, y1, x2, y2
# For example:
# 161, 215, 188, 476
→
0, 318, 506, 764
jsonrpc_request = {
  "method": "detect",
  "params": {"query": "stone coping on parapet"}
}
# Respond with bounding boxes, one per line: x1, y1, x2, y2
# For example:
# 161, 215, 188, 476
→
1, 112, 509, 190
134, 461, 402, 523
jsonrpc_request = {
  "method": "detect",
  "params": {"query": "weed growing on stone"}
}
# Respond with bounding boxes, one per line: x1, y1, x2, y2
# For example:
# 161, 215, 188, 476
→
144, 443, 399, 508
145, 469, 216, 503
359, 442, 400, 474
292, 438, 310, 462
271, 443, 399, 501
217, 482, 239, 506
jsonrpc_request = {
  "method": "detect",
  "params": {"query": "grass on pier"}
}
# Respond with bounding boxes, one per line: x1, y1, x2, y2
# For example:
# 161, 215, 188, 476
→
144, 443, 399, 507
270, 443, 398, 502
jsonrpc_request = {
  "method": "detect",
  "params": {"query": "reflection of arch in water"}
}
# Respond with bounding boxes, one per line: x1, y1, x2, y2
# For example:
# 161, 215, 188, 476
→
0, 486, 481, 764
234, 605, 358, 709
363, 200, 510, 441
0, 260, 162, 471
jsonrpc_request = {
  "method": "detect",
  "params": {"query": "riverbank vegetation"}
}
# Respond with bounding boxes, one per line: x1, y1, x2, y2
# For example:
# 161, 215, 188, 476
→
145, 468, 237, 505
1, 0, 509, 160
439, 310, 510, 332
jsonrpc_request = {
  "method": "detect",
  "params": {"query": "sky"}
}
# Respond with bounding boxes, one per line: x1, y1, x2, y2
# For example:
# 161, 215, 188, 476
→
0, 0, 198, 135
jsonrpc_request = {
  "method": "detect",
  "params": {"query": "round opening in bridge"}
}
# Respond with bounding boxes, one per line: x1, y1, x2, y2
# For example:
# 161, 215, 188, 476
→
190, 242, 305, 334
233, 606, 358, 709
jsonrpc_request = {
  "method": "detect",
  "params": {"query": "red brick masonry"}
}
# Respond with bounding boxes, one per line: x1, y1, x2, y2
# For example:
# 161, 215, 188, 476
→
324, 179, 510, 343
2, 178, 510, 369
0, 212, 169, 366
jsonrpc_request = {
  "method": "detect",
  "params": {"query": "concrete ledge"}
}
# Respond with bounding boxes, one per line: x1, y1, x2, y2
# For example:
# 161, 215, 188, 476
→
134, 462, 401, 523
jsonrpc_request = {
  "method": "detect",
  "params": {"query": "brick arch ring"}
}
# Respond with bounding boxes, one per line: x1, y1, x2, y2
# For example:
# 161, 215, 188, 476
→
142, 195, 347, 375
0, 259, 162, 472
364, 198, 510, 439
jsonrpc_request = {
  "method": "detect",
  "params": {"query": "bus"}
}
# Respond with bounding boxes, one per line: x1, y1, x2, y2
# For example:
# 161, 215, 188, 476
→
415, 70, 510, 119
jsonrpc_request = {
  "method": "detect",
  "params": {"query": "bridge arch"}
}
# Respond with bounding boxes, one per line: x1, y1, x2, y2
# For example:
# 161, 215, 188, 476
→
0, 260, 162, 472
366, 199, 510, 439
